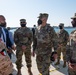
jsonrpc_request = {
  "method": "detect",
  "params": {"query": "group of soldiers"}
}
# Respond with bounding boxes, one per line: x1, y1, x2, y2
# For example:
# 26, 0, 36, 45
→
0, 13, 76, 75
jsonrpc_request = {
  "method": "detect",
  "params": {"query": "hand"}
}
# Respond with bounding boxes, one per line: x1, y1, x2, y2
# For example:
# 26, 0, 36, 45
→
0, 38, 2, 41
7, 48, 13, 53
58, 44, 62, 47
22, 45, 26, 50
12, 45, 16, 51
68, 62, 76, 71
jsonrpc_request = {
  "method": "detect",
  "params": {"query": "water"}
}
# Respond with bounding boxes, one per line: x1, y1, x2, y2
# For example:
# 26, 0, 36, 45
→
10, 27, 76, 34
54, 27, 76, 34
10, 29, 17, 34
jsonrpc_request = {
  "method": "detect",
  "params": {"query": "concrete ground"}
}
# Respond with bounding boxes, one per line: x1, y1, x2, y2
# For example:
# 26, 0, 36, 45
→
11, 51, 68, 75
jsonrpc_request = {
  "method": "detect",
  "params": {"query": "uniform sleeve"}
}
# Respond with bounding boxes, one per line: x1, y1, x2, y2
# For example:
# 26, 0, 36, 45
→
66, 37, 73, 62
28, 30, 33, 45
33, 37, 37, 51
14, 31, 19, 45
66, 30, 75, 63
66, 44, 71, 62
49, 27, 58, 51
64, 31, 69, 45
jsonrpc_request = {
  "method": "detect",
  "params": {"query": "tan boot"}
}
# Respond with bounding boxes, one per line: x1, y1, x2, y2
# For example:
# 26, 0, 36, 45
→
55, 59, 60, 65
28, 67, 33, 75
17, 69, 21, 75
63, 61, 66, 68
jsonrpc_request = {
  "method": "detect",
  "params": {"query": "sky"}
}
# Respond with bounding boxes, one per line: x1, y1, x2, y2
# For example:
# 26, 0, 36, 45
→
0, 0, 76, 27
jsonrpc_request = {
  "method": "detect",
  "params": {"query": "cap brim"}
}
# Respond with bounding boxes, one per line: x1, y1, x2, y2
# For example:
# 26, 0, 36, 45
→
37, 16, 40, 18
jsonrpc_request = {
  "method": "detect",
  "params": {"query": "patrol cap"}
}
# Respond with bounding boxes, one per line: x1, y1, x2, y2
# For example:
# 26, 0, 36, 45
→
71, 13, 76, 19
38, 13, 49, 19
59, 23, 64, 27
20, 19, 26, 22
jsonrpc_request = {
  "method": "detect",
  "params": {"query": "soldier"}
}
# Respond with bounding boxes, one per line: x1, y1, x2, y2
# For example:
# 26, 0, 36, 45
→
71, 13, 76, 27
55, 23, 69, 67
66, 13, 76, 75
14, 19, 33, 75
33, 13, 58, 75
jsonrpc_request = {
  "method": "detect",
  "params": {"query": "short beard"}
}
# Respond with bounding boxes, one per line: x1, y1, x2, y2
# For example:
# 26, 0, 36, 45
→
71, 21, 76, 27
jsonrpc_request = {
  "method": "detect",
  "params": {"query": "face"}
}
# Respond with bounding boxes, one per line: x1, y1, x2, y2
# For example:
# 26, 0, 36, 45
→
0, 16, 6, 24
20, 21, 26, 27
71, 18, 76, 27
41, 17, 47, 24
0, 16, 6, 27
59, 25, 64, 30
20, 22, 26, 25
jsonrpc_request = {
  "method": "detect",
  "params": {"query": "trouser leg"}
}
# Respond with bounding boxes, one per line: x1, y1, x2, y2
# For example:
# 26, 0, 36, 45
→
16, 46, 23, 75
24, 48, 32, 75
36, 54, 50, 75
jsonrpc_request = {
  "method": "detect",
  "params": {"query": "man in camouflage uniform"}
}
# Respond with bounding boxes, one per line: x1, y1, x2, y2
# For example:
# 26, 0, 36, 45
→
55, 23, 69, 67
66, 13, 76, 75
33, 13, 58, 75
14, 19, 33, 75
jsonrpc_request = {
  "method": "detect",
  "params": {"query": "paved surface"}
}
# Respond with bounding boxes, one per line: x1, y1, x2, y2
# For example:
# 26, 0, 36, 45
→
11, 51, 68, 75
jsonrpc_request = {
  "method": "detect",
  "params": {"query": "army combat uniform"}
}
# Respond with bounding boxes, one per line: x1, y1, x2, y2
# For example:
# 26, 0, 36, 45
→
55, 28, 69, 67
14, 27, 33, 70
34, 23, 57, 75
66, 30, 76, 75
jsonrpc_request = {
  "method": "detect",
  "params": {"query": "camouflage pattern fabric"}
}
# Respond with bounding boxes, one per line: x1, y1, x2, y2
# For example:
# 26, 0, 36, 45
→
0, 41, 13, 75
16, 46, 31, 69
14, 27, 33, 69
66, 29, 76, 75
57, 45, 66, 62
35, 24, 58, 55
56, 29, 69, 62
66, 29, 76, 63
68, 68, 76, 75
57, 29, 69, 46
34, 24, 58, 75
0, 54, 13, 75
0, 41, 6, 52
14, 27, 33, 46
36, 54, 50, 75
